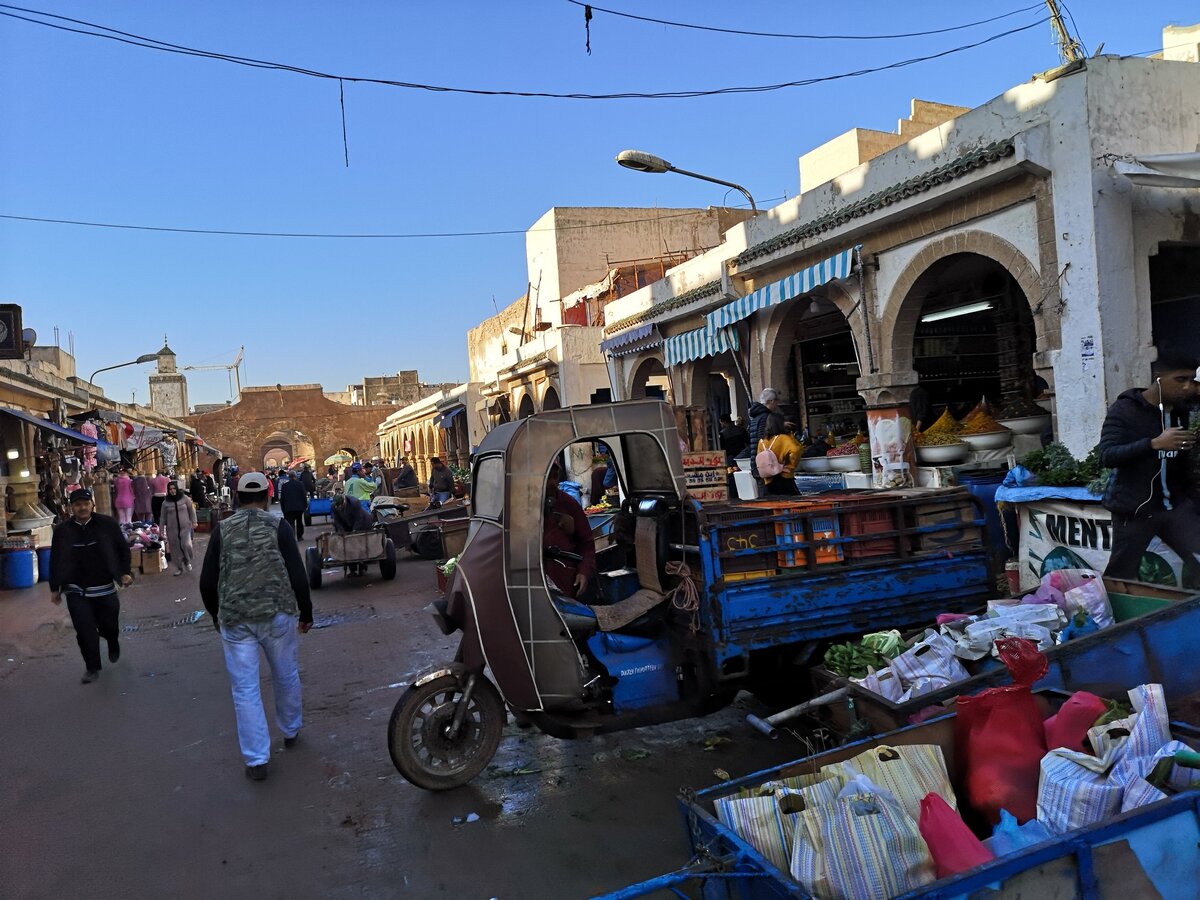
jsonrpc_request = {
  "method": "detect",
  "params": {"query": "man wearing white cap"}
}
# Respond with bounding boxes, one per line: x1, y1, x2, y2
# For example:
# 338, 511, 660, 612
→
199, 472, 313, 781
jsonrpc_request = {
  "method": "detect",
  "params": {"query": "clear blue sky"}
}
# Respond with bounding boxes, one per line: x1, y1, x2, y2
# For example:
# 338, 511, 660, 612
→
1, 1, 1193, 407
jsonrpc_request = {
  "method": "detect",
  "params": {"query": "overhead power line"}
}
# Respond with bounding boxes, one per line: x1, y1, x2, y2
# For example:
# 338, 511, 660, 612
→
568, 0, 1046, 42
0, 201, 788, 239
0, 4, 1047, 101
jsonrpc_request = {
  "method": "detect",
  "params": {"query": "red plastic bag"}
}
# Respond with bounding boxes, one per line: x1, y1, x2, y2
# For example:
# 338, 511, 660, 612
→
919, 792, 994, 878
955, 638, 1048, 826
1043, 691, 1107, 752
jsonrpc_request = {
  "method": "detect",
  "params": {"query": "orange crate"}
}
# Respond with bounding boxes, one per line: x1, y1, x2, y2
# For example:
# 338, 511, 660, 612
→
840, 504, 899, 560
771, 503, 842, 568
723, 568, 778, 582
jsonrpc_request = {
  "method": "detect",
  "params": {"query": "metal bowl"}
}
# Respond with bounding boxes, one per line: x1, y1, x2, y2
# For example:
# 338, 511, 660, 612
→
998, 415, 1051, 435
915, 443, 970, 464
799, 457, 832, 473
961, 430, 1013, 451
826, 455, 862, 472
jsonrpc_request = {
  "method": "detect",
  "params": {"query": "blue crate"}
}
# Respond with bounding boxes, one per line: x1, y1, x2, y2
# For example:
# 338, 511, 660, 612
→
793, 473, 846, 494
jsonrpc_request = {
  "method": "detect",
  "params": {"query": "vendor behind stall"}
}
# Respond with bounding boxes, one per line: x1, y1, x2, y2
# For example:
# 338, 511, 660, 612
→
1098, 348, 1200, 584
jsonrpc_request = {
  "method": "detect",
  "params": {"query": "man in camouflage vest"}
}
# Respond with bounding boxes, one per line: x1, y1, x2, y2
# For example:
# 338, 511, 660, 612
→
200, 472, 313, 781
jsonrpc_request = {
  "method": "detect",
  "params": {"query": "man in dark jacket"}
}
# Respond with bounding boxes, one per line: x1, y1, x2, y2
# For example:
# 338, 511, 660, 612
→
49, 488, 134, 683
718, 414, 750, 461
299, 464, 317, 498
745, 388, 779, 454
391, 457, 418, 491
279, 474, 309, 540
1098, 349, 1200, 584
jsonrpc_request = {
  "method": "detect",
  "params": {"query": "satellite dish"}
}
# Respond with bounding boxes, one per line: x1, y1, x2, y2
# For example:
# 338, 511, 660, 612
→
22, 328, 37, 345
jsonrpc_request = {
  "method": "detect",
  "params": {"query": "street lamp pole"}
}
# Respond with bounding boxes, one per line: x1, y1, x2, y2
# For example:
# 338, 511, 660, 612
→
615, 149, 758, 213
88, 353, 159, 386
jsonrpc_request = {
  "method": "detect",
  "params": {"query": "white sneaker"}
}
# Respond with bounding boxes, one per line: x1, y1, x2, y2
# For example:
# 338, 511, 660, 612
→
185, 562, 193, 572
173, 568, 183, 576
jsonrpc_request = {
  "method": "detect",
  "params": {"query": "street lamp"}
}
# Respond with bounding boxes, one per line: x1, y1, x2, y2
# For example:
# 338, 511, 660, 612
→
615, 149, 759, 213
89, 353, 159, 385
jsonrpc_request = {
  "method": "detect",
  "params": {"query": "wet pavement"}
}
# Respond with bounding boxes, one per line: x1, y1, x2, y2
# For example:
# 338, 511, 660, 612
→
0, 525, 808, 898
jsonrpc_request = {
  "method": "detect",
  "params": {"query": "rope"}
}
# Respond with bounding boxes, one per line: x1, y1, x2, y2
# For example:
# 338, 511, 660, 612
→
665, 560, 700, 634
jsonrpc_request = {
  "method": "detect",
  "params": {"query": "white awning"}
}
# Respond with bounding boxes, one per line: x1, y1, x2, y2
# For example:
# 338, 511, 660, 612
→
706, 246, 857, 331
1114, 153, 1200, 188
600, 322, 654, 353
664, 324, 739, 368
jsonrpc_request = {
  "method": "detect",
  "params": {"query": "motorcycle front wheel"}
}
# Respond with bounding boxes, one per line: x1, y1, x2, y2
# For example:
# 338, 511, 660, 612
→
387, 673, 504, 790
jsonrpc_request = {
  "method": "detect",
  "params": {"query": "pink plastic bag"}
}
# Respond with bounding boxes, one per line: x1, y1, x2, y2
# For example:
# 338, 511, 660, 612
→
1044, 691, 1107, 752
919, 792, 994, 878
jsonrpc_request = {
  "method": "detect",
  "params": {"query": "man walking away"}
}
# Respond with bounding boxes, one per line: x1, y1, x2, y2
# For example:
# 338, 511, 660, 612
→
719, 413, 750, 462
1099, 348, 1200, 586
299, 463, 317, 499
280, 470, 310, 540
48, 488, 133, 683
746, 389, 779, 453
199, 473, 313, 781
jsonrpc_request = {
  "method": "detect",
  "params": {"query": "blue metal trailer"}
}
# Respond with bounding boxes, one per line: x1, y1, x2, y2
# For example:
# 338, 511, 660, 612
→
599, 695, 1200, 899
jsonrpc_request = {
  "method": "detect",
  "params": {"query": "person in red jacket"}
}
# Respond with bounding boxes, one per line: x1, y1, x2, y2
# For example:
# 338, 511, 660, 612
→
542, 464, 596, 600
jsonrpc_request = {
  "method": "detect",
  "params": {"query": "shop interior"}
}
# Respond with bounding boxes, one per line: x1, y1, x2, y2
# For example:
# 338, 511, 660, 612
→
784, 299, 867, 441
1150, 242, 1200, 363
908, 253, 1038, 428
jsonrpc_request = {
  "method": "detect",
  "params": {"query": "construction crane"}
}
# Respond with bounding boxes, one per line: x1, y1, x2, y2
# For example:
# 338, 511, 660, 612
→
182, 346, 245, 401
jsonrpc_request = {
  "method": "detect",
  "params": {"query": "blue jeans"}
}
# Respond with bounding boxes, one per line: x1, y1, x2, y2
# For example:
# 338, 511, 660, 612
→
431, 491, 453, 504
221, 612, 303, 766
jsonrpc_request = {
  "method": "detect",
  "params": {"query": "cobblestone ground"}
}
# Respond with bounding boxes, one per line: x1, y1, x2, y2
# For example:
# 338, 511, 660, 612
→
0, 526, 805, 899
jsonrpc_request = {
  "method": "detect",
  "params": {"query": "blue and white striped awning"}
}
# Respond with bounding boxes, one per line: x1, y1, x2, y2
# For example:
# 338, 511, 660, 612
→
600, 322, 654, 353
706, 246, 857, 332
664, 324, 739, 368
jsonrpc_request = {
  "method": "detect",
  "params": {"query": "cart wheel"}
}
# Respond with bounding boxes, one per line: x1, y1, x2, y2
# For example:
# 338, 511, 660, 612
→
380, 539, 397, 580
303, 512, 312, 527
388, 672, 504, 791
306, 546, 322, 590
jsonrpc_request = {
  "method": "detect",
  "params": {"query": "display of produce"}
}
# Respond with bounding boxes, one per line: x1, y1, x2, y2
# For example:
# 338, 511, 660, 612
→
823, 633, 904, 679
960, 410, 1006, 435
825, 440, 860, 457
914, 430, 964, 447
922, 408, 962, 436
961, 397, 995, 427
1022, 442, 1110, 492
999, 397, 1047, 419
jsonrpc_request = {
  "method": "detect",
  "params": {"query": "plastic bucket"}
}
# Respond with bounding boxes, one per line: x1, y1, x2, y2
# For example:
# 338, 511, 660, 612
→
3, 549, 38, 589
36, 546, 51, 582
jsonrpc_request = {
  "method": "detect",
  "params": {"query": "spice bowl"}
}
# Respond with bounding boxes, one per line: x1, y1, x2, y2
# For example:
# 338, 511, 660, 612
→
914, 442, 970, 464
826, 455, 862, 472
997, 415, 1051, 435
799, 457, 833, 473
960, 430, 1013, 451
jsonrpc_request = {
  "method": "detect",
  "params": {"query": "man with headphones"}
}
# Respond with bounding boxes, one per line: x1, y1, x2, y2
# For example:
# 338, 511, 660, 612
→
1098, 348, 1200, 584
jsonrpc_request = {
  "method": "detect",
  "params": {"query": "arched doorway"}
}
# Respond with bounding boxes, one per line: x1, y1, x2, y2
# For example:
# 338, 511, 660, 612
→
762, 290, 864, 441
689, 351, 749, 447
629, 356, 671, 401
517, 392, 535, 420
541, 385, 561, 411
259, 429, 316, 471
901, 252, 1037, 427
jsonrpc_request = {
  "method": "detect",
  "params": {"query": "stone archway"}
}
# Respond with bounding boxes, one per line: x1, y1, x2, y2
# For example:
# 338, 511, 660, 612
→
517, 391, 535, 419
255, 427, 316, 471
541, 384, 561, 411
881, 231, 1048, 377
628, 355, 671, 401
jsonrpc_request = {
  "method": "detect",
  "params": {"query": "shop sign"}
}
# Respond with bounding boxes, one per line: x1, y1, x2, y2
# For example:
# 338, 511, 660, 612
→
1018, 499, 1185, 591
683, 450, 727, 501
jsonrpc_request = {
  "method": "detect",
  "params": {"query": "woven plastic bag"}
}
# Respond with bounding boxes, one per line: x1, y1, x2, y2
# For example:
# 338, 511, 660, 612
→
1036, 749, 1124, 835
828, 744, 956, 822
714, 794, 794, 872
889, 631, 969, 691
919, 792, 994, 878
792, 790, 935, 900
955, 638, 1048, 825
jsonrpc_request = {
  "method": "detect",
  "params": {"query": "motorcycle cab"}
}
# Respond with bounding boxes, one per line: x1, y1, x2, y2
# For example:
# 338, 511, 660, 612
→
388, 400, 725, 790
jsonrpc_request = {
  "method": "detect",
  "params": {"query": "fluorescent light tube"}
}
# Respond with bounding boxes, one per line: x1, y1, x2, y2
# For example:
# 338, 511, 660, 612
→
920, 301, 993, 323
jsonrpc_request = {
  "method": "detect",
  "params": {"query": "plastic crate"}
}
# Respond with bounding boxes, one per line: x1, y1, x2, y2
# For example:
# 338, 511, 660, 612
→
840, 503, 899, 560
774, 504, 842, 568
705, 506, 779, 576
723, 568, 778, 582
793, 473, 845, 494
909, 499, 981, 551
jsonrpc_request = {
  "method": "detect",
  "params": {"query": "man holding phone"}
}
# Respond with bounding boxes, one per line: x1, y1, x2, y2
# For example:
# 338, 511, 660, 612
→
1098, 348, 1200, 584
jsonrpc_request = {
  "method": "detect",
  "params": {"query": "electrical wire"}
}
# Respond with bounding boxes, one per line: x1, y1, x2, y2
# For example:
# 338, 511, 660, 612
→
0, 200, 788, 239
0, 4, 1048, 101
568, 0, 1045, 42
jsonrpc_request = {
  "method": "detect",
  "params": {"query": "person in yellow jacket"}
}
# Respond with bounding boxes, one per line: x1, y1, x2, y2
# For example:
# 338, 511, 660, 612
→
757, 414, 802, 496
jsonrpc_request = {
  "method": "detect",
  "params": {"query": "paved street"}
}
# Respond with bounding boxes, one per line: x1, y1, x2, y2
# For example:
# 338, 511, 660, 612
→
1, 522, 802, 899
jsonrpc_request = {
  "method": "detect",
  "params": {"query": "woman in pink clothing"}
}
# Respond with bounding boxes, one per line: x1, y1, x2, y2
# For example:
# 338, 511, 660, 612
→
113, 468, 135, 524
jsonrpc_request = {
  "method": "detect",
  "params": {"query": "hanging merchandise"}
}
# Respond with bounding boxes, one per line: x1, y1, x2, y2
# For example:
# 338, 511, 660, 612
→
127, 425, 164, 450
80, 421, 99, 470
157, 439, 178, 470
